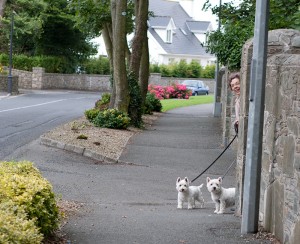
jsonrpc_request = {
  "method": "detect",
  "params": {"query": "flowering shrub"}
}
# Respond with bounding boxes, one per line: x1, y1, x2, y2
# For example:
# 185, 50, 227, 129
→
148, 83, 192, 100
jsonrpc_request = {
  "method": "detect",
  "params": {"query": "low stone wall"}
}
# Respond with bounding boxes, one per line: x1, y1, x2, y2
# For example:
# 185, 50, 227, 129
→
13, 68, 214, 93
0, 75, 19, 94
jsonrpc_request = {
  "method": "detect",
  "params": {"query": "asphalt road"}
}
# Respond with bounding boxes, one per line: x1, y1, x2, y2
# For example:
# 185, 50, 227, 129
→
0, 89, 101, 160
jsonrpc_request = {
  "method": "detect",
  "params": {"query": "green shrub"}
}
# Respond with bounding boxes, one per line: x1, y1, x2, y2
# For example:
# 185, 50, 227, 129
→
93, 109, 131, 129
85, 108, 100, 122
0, 161, 60, 236
81, 56, 110, 74
0, 201, 43, 244
202, 64, 216, 78
95, 93, 111, 108
144, 92, 162, 114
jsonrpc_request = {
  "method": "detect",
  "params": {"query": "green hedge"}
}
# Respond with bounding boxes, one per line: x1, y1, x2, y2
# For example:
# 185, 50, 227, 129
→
0, 54, 72, 73
150, 61, 216, 79
0, 161, 60, 241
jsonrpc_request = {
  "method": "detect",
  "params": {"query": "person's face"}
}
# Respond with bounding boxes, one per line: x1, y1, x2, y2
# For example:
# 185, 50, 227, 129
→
230, 78, 240, 96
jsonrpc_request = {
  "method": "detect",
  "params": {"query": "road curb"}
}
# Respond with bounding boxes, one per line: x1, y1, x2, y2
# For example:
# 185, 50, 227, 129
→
40, 136, 118, 164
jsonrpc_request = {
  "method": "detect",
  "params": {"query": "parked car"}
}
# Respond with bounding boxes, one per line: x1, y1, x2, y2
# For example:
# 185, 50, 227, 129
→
182, 80, 209, 95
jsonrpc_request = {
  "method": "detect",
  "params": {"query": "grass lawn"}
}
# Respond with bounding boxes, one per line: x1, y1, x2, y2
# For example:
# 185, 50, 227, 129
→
160, 95, 214, 112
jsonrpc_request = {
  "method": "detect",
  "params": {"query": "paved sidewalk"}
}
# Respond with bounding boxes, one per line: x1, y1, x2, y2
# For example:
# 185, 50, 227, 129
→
59, 103, 269, 244
10, 103, 271, 243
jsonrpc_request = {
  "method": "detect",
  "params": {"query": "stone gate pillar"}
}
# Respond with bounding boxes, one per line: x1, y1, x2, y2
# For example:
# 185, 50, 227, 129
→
32, 67, 45, 89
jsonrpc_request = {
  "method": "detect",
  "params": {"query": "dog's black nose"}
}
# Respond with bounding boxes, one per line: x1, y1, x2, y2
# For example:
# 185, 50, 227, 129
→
213, 187, 216, 190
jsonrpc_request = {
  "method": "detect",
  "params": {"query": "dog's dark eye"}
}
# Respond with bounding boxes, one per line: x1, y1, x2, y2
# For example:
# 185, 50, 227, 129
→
184, 185, 187, 187
210, 183, 213, 186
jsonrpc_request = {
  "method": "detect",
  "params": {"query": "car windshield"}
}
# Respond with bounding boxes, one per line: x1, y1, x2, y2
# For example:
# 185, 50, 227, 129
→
182, 80, 198, 87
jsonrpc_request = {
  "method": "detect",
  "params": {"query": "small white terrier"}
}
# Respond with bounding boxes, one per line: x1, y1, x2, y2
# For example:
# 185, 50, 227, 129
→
176, 177, 205, 209
206, 177, 235, 214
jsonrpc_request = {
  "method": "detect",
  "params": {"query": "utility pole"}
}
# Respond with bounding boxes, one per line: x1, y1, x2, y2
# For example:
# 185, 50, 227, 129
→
241, 0, 270, 234
7, 11, 14, 94
213, 0, 222, 117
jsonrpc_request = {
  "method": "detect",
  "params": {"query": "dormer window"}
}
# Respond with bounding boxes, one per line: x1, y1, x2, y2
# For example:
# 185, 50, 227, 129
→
166, 29, 172, 43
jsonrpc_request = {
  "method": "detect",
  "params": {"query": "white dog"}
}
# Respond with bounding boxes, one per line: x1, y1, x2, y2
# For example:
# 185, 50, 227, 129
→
206, 177, 235, 214
176, 177, 205, 209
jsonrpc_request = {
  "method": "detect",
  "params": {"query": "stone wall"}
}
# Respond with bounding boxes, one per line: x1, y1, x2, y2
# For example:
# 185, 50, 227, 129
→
0, 75, 19, 94
13, 68, 214, 93
220, 29, 300, 243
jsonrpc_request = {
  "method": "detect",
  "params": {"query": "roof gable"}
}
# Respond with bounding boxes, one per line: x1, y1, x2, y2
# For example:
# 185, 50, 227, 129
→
148, 0, 213, 57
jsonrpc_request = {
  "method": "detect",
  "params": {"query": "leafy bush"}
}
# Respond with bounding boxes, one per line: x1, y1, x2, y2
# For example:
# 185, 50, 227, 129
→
0, 161, 60, 236
0, 201, 43, 244
144, 92, 162, 114
80, 56, 110, 74
149, 61, 215, 79
93, 109, 131, 129
95, 92, 111, 110
202, 64, 216, 78
0, 53, 71, 73
85, 108, 100, 122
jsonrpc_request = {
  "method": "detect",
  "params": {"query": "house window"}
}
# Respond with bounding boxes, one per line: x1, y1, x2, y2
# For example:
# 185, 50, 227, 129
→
168, 58, 175, 64
166, 29, 172, 43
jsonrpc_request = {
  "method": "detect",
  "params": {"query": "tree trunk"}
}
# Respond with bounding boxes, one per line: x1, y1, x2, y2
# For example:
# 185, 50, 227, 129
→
139, 34, 150, 106
0, 0, 6, 17
110, 0, 129, 112
102, 23, 116, 108
129, 0, 149, 76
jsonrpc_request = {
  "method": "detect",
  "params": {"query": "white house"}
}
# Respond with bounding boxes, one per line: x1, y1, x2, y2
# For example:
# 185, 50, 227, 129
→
94, 0, 216, 67
148, 0, 216, 66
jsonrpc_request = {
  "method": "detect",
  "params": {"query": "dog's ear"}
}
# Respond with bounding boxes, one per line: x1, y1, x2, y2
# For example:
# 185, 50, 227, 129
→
177, 177, 181, 183
218, 177, 222, 183
184, 177, 188, 183
207, 177, 211, 183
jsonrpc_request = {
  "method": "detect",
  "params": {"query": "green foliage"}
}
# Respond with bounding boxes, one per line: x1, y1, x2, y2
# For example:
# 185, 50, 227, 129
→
0, 201, 43, 244
92, 109, 131, 129
77, 134, 88, 140
0, 161, 60, 237
144, 92, 162, 114
202, 65, 216, 78
128, 72, 143, 128
159, 64, 173, 77
203, 0, 300, 70
172, 60, 188, 78
80, 56, 110, 74
95, 92, 111, 111
0, 0, 97, 73
149, 62, 214, 79
150, 63, 160, 73
0, 53, 74, 73
85, 108, 100, 122
187, 60, 202, 78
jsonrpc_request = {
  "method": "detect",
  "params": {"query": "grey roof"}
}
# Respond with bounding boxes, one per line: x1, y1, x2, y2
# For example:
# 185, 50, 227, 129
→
186, 21, 211, 33
148, 0, 213, 57
148, 16, 172, 28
